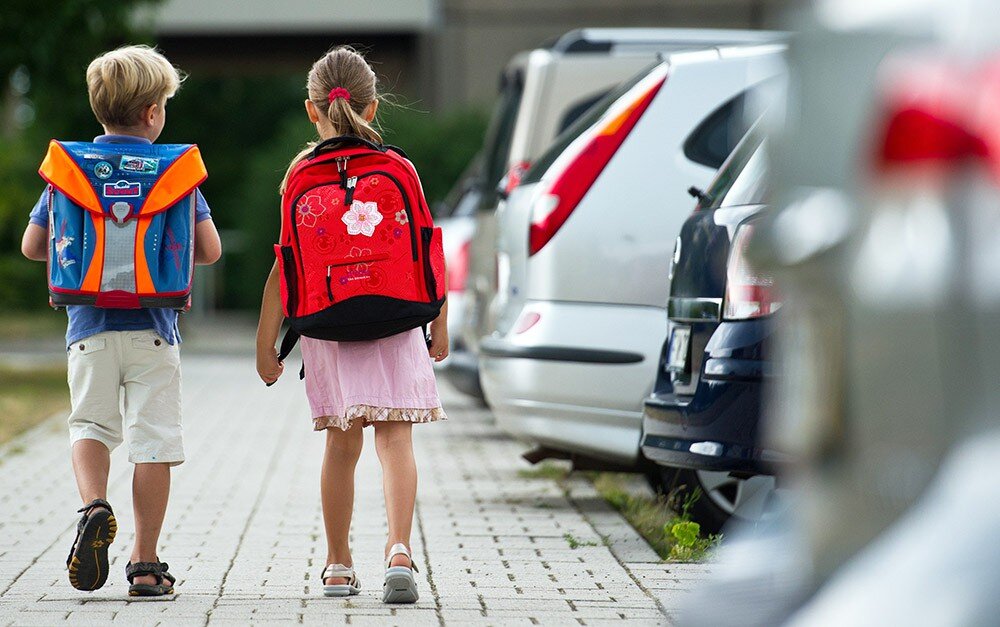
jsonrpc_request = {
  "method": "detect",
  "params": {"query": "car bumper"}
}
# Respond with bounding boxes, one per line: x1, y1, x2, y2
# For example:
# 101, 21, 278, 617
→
641, 321, 790, 475
479, 300, 665, 467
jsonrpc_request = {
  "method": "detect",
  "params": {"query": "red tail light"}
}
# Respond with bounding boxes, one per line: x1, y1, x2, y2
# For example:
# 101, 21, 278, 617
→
528, 74, 666, 256
447, 240, 470, 292
874, 57, 997, 177
503, 160, 531, 196
724, 222, 781, 320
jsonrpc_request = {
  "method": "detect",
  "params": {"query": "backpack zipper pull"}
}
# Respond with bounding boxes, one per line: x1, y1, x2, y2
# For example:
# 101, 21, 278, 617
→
344, 176, 358, 205
336, 156, 349, 189
326, 265, 334, 302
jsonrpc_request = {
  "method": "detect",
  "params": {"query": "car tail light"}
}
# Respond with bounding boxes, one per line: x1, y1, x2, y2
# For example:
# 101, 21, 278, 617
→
447, 240, 470, 292
514, 311, 541, 334
503, 160, 531, 196
873, 56, 997, 179
724, 222, 781, 320
528, 73, 667, 256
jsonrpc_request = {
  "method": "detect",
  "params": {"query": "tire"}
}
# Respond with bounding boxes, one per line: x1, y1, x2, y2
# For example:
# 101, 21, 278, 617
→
649, 467, 777, 535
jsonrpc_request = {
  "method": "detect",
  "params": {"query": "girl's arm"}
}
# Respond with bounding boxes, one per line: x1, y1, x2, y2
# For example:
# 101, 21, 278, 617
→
256, 260, 286, 384
428, 266, 449, 362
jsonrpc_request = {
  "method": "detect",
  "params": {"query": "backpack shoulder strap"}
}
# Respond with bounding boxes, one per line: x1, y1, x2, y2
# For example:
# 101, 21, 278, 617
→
38, 141, 102, 214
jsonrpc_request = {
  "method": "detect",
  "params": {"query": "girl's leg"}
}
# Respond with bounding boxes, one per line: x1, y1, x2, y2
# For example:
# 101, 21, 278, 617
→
373, 422, 417, 567
322, 421, 364, 584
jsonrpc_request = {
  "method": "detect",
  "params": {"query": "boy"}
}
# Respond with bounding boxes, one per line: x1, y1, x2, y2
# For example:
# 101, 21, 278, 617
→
20, 45, 221, 596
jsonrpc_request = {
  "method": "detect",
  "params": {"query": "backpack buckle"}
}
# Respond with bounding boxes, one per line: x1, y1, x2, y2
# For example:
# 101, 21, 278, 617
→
109, 202, 133, 224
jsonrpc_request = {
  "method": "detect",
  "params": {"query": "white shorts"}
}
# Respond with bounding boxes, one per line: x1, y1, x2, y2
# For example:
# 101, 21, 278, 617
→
67, 330, 184, 465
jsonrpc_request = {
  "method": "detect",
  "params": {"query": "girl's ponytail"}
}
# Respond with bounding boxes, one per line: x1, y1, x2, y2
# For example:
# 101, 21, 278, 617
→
281, 46, 382, 193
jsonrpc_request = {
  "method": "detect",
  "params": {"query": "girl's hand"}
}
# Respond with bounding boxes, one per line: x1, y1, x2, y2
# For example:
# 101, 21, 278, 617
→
257, 345, 284, 384
427, 322, 449, 362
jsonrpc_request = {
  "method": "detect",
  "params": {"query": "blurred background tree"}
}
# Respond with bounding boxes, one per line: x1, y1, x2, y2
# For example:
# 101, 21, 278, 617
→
0, 1, 486, 312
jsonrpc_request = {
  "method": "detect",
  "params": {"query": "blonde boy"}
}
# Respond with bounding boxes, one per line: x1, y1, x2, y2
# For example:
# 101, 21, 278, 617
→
21, 45, 221, 596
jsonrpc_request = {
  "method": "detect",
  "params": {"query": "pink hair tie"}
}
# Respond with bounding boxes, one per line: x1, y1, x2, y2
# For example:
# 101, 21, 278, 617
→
328, 87, 351, 103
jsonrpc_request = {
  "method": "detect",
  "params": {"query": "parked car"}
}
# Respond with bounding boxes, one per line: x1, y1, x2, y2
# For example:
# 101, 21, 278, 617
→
479, 46, 786, 474
451, 27, 785, 401
432, 155, 482, 394
641, 124, 784, 532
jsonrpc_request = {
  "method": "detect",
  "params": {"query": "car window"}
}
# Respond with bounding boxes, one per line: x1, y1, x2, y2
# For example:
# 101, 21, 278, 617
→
522, 62, 659, 186
683, 91, 753, 169
721, 144, 767, 207
556, 89, 611, 134
702, 124, 766, 210
477, 70, 525, 210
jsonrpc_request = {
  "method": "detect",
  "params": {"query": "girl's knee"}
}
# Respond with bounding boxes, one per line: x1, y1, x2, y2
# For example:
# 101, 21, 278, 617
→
325, 425, 363, 458
374, 422, 412, 452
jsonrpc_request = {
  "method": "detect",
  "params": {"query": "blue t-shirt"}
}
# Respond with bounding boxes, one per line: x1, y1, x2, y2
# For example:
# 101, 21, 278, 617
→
28, 134, 212, 347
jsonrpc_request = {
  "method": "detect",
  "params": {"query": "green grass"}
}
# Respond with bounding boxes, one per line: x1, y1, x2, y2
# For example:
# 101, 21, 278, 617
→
517, 462, 720, 561
590, 473, 721, 562
0, 312, 66, 341
0, 365, 69, 446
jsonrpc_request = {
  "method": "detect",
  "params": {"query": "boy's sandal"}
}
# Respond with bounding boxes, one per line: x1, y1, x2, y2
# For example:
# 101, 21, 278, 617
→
66, 498, 117, 591
126, 561, 176, 597
382, 543, 419, 604
321, 563, 361, 597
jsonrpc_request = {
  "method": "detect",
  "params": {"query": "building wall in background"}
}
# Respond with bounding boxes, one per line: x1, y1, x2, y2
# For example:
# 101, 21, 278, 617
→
150, 0, 790, 111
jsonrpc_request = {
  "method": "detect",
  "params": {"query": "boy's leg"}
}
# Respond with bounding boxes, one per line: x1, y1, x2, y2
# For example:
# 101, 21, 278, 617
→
66, 332, 123, 591
122, 331, 183, 588
71, 439, 112, 503
373, 422, 417, 568
322, 421, 364, 584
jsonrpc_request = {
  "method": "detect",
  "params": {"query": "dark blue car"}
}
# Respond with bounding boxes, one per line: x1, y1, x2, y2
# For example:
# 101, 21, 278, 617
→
641, 126, 785, 532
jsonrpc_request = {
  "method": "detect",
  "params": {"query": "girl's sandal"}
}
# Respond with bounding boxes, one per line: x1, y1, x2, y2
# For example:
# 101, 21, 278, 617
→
321, 564, 361, 597
66, 498, 117, 591
126, 561, 176, 597
382, 543, 419, 604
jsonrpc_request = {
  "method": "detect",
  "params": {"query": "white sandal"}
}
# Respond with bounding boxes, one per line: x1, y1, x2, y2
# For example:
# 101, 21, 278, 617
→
321, 563, 361, 597
382, 543, 419, 604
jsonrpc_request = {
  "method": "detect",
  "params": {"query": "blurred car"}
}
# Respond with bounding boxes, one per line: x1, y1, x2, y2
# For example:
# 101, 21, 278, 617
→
479, 45, 786, 472
679, 1, 1000, 625
641, 125, 784, 532
432, 155, 482, 393
453, 27, 786, 401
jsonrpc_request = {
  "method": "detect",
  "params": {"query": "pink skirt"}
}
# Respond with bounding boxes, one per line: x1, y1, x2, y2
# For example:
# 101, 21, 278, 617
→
300, 328, 446, 431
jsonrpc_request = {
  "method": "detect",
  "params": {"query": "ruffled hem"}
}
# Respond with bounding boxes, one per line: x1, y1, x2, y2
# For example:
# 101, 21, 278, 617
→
314, 404, 447, 432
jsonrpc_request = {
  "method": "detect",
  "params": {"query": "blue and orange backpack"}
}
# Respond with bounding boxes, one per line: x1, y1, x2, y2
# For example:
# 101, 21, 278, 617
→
38, 140, 207, 310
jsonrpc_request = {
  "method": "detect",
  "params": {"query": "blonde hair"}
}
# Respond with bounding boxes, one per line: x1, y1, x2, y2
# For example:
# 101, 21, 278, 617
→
281, 46, 382, 193
87, 45, 183, 128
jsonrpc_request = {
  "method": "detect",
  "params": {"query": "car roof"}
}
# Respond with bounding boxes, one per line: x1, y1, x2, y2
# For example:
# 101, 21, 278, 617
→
547, 27, 787, 54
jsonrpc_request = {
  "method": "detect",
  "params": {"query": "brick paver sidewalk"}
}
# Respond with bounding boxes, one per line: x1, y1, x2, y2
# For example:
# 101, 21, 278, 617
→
0, 356, 709, 625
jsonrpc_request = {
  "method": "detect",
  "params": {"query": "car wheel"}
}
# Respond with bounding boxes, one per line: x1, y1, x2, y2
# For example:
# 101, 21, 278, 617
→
651, 467, 778, 534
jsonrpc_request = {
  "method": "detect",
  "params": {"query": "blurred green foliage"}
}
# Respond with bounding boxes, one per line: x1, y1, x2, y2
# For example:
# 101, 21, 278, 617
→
0, 2, 488, 311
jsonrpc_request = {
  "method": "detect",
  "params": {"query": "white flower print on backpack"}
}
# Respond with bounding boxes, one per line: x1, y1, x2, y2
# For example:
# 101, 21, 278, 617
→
342, 200, 382, 237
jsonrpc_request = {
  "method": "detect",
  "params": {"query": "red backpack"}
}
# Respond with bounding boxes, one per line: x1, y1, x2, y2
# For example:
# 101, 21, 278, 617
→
275, 136, 445, 361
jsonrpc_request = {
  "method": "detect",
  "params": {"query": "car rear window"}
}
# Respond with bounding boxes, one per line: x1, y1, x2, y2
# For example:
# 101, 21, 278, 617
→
477, 69, 525, 210
522, 62, 659, 186
683, 91, 754, 169
556, 89, 611, 134
702, 124, 767, 210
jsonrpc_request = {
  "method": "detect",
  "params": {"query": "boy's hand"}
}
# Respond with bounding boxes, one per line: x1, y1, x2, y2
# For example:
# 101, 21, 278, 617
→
427, 321, 449, 362
257, 345, 284, 385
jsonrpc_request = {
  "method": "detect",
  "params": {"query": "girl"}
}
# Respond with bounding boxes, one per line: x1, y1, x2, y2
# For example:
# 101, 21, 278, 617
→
255, 46, 449, 604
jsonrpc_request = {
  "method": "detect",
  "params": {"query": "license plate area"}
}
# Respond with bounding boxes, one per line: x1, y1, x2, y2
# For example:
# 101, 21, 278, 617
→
666, 325, 691, 373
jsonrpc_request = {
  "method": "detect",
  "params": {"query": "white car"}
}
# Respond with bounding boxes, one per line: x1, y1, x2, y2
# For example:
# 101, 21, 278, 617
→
479, 45, 786, 468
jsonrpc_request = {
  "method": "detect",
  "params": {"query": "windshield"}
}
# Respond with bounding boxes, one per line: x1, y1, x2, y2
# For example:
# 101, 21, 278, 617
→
476, 69, 525, 210
521, 62, 661, 186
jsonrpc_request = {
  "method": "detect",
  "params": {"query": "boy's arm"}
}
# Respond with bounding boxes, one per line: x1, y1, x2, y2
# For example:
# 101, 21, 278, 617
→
193, 190, 222, 265
22, 189, 49, 261
21, 224, 47, 261
256, 260, 285, 384
194, 219, 222, 265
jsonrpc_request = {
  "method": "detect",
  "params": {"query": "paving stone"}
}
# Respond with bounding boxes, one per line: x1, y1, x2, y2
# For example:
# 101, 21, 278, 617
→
0, 356, 710, 624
